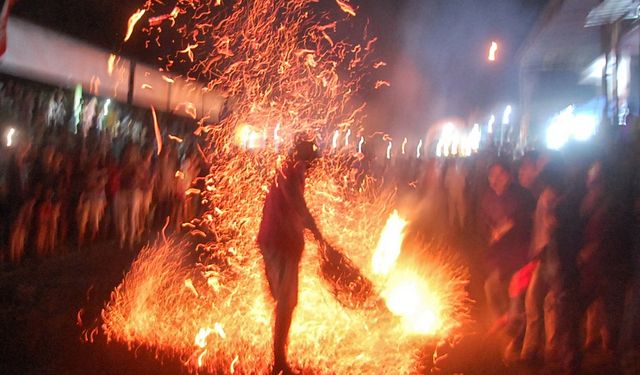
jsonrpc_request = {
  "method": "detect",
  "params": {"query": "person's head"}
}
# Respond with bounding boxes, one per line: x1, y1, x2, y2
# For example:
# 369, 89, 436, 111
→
518, 154, 538, 190
488, 161, 511, 196
291, 137, 318, 166
538, 161, 566, 194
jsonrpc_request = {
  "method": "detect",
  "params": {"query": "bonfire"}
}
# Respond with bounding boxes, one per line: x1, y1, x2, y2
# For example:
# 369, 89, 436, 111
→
96, 1, 471, 373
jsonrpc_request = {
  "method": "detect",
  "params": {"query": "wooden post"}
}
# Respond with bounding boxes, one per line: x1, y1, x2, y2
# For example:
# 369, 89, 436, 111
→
601, 24, 611, 129
127, 60, 136, 106
613, 20, 621, 127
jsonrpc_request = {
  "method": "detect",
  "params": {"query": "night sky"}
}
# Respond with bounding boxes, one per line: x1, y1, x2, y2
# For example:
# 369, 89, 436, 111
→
12, 0, 548, 133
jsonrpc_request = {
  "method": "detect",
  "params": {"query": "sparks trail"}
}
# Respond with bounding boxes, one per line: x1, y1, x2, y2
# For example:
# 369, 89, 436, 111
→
100, 0, 472, 373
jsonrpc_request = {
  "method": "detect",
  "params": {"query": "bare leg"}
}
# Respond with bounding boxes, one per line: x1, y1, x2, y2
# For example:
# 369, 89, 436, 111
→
273, 302, 294, 373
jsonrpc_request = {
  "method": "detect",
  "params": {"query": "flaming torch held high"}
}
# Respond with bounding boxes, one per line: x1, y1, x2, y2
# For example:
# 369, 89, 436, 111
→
488, 41, 498, 62
99, 0, 471, 373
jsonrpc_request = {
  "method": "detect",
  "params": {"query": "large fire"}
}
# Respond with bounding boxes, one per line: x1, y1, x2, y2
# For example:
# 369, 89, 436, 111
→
96, 0, 471, 373
371, 211, 469, 336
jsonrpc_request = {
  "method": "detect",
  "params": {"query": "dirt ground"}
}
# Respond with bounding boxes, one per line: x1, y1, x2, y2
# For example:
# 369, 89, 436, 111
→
0, 240, 190, 375
0, 238, 622, 374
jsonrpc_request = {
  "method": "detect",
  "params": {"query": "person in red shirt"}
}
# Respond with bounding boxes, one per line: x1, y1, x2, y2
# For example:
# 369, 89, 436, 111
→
257, 139, 322, 375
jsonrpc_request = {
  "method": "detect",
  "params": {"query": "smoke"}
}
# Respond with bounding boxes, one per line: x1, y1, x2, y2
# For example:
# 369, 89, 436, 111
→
363, 0, 547, 136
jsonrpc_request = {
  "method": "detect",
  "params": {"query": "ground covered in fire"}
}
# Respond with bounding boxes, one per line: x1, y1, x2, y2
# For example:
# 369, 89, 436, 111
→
0, 237, 619, 374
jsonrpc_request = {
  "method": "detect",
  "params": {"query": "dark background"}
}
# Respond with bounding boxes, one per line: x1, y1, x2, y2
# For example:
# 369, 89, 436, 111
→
12, 0, 549, 133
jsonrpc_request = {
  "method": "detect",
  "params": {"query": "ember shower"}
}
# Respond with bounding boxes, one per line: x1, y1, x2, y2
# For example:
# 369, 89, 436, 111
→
99, 1, 471, 373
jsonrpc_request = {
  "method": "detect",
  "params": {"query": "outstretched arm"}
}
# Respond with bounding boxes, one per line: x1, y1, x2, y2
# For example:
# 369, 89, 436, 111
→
278, 163, 322, 240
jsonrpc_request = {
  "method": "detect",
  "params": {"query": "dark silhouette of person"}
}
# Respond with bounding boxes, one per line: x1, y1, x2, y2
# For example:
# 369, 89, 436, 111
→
257, 139, 322, 375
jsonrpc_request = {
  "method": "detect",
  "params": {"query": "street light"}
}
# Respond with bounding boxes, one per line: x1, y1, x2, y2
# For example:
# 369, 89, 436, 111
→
500, 105, 512, 152
502, 105, 512, 125
6, 127, 15, 147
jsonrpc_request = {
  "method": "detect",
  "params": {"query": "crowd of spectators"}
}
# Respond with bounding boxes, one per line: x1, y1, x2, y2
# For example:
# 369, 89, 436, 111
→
0, 77, 204, 265
364, 129, 640, 373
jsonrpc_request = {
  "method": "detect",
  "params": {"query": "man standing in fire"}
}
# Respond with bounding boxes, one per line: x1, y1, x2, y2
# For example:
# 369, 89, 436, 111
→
257, 138, 323, 375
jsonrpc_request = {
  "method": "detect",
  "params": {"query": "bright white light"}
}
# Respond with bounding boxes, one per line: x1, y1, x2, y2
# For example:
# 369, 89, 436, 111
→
436, 122, 455, 157
546, 106, 574, 150
546, 105, 597, 150
248, 130, 260, 149
386, 141, 392, 160
546, 124, 570, 151
502, 105, 512, 125
451, 132, 460, 156
6, 127, 15, 147
488, 115, 495, 134
274, 123, 280, 141
332, 130, 339, 149
401, 137, 407, 155
416, 139, 423, 158
345, 129, 351, 147
488, 41, 498, 61
274, 123, 281, 151
469, 123, 481, 152
572, 114, 597, 141
358, 136, 364, 153
102, 99, 111, 115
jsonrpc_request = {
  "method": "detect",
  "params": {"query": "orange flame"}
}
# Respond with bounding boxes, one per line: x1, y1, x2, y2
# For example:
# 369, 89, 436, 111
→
335, 0, 356, 16
371, 211, 468, 336
372, 210, 407, 275
107, 54, 117, 76
374, 80, 390, 89
124, 9, 146, 42
150, 106, 162, 156
175, 102, 198, 119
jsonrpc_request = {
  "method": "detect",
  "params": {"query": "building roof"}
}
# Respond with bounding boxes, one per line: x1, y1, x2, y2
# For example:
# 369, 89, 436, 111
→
520, 0, 602, 72
585, 0, 639, 27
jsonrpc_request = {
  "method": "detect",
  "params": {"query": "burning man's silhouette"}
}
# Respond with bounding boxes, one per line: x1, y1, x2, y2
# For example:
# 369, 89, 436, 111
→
257, 139, 322, 375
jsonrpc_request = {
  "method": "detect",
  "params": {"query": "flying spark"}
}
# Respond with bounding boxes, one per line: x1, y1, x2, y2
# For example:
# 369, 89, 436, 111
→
335, 0, 356, 16
124, 9, 145, 42
151, 106, 162, 155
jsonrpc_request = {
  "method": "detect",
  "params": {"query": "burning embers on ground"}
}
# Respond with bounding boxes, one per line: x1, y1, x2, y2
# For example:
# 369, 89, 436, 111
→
101, 166, 471, 373
98, 0, 471, 373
